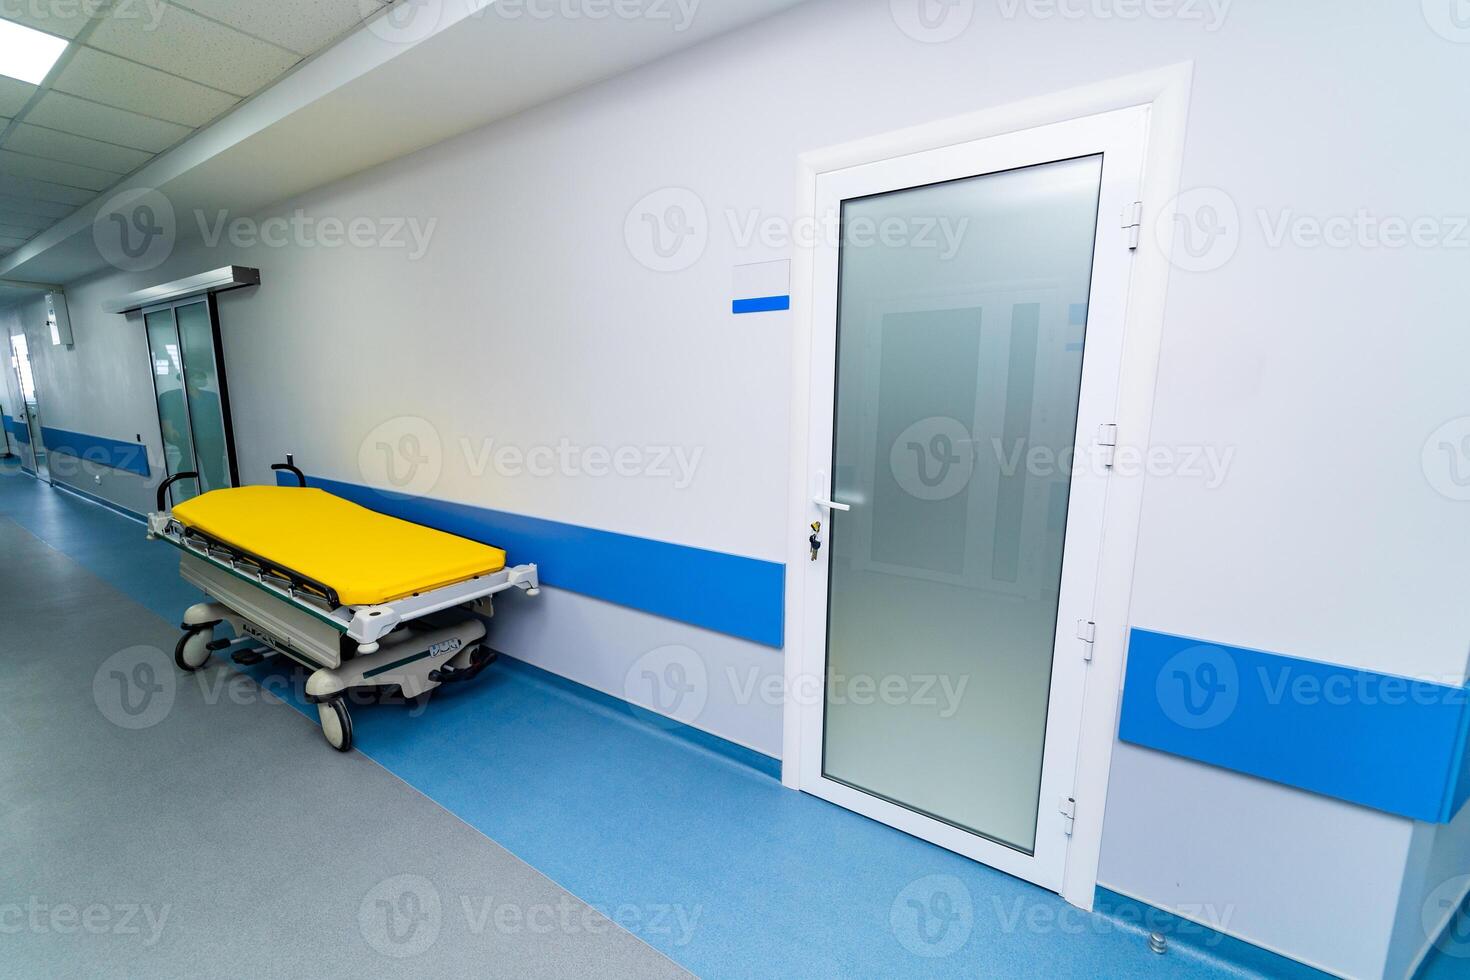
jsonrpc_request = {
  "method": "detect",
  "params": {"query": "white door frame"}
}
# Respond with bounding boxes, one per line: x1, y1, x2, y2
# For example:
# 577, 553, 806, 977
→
781, 64, 1193, 910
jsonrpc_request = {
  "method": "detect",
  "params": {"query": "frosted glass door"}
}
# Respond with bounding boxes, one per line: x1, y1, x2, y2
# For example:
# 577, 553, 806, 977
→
821, 156, 1103, 855
146, 308, 198, 498
175, 301, 231, 492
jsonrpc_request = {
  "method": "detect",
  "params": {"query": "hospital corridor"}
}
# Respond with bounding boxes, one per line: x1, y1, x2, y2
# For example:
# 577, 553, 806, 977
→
0, 2, 1467, 978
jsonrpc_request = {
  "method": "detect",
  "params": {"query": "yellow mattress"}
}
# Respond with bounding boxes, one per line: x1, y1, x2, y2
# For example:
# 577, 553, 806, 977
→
171, 486, 507, 607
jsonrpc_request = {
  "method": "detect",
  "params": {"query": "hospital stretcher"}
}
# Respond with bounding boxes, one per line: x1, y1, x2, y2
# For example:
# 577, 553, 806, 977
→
146, 459, 539, 751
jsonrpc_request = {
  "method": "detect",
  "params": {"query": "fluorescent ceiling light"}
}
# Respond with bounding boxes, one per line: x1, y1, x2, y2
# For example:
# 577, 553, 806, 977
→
0, 18, 68, 86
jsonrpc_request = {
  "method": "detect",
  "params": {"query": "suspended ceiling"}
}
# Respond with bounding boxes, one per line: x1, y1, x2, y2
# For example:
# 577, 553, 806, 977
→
0, 0, 810, 296
0, 0, 397, 261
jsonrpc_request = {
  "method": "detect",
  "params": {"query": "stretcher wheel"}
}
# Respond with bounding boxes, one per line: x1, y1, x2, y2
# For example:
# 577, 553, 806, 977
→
318, 699, 353, 752
174, 627, 213, 672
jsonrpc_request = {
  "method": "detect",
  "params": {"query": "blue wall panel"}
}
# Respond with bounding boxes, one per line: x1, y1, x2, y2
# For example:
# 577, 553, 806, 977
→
1120, 629, 1470, 823
4, 416, 30, 444
286, 473, 786, 648
1450, 710, 1470, 820
40, 427, 150, 477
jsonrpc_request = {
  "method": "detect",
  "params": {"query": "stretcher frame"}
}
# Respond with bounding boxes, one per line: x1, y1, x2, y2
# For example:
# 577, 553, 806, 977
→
147, 460, 539, 750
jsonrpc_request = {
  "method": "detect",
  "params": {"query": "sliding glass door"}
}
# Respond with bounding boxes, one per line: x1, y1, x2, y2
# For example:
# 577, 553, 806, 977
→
9, 332, 48, 482
144, 297, 236, 501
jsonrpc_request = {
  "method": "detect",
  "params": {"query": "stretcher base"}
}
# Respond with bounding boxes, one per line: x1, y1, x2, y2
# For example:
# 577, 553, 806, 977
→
177, 552, 492, 751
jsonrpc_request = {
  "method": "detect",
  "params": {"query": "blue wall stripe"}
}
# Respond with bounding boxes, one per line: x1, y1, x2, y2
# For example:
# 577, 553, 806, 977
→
283, 473, 786, 648
1120, 628, 1470, 823
40, 427, 150, 477
732, 295, 791, 314
4, 415, 30, 445
1450, 704, 1470, 819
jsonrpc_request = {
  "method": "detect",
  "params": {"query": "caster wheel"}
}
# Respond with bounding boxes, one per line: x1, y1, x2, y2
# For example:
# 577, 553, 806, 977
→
318, 699, 353, 752
174, 627, 212, 672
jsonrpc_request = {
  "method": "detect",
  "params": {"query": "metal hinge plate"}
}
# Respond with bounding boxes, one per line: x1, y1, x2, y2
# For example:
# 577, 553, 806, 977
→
1060, 797, 1077, 836
1077, 620, 1096, 662
1097, 423, 1118, 468
1122, 201, 1143, 249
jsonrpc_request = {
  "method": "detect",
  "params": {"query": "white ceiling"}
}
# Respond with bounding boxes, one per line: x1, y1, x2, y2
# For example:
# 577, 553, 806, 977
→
0, 0, 810, 294
0, 0, 396, 260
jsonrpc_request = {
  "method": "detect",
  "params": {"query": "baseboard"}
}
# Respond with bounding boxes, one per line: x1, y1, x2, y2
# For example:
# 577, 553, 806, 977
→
49, 479, 146, 524
1407, 873, 1470, 979
1094, 885, 1339, 978
496, 654, 782, 779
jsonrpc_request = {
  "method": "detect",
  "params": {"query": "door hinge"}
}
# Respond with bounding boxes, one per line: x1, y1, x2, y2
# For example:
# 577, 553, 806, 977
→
1060, 796, 1077, 836
1077, 620, 1096, 662
1122, 201, 1143, 250
1096, 423, 1118, 468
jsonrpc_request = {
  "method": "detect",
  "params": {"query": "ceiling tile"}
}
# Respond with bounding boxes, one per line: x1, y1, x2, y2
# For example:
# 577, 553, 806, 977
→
24, 91, 193, 153
0, 76, 36, 117
6, 123, 154, 175
0, 222, 37, 239
0, 3, 98, 39
0, 192, 75, 220
173, 0, 383, 56
0, 149, 118, 191
90, 4, 301, 98
0, 176, 92, 207
0, 209, 52, 231
51, 47, 238, 128
0, 234, 29, 248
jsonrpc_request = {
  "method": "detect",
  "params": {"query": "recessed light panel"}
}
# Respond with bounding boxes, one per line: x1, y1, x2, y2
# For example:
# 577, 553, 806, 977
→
0, 18, 68, 86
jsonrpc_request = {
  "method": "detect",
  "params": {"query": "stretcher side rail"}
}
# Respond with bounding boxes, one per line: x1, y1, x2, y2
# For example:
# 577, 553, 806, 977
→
180, 522, 342, 610
147, 512, 540, 646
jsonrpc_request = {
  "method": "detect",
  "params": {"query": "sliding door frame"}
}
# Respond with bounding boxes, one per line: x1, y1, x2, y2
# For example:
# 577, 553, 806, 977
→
9, 331, 49, 483
142, 294, 240, 491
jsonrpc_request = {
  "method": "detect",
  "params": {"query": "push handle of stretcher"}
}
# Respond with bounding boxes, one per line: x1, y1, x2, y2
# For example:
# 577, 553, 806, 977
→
271, 454, 306, 487
158, 457, 305, 516
158, 471, 200, 512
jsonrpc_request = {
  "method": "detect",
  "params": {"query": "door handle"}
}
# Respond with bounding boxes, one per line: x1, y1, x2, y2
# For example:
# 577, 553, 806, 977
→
814, 497, 851, 512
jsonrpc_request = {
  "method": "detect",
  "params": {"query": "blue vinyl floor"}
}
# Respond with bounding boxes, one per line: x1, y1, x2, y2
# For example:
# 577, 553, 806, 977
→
1, 463, 1430, 978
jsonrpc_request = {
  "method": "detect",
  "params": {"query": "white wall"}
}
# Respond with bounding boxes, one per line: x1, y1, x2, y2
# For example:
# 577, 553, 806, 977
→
1, 291, 158, 510
1389, 802, 1470, 978
13, 1, 1470, 975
